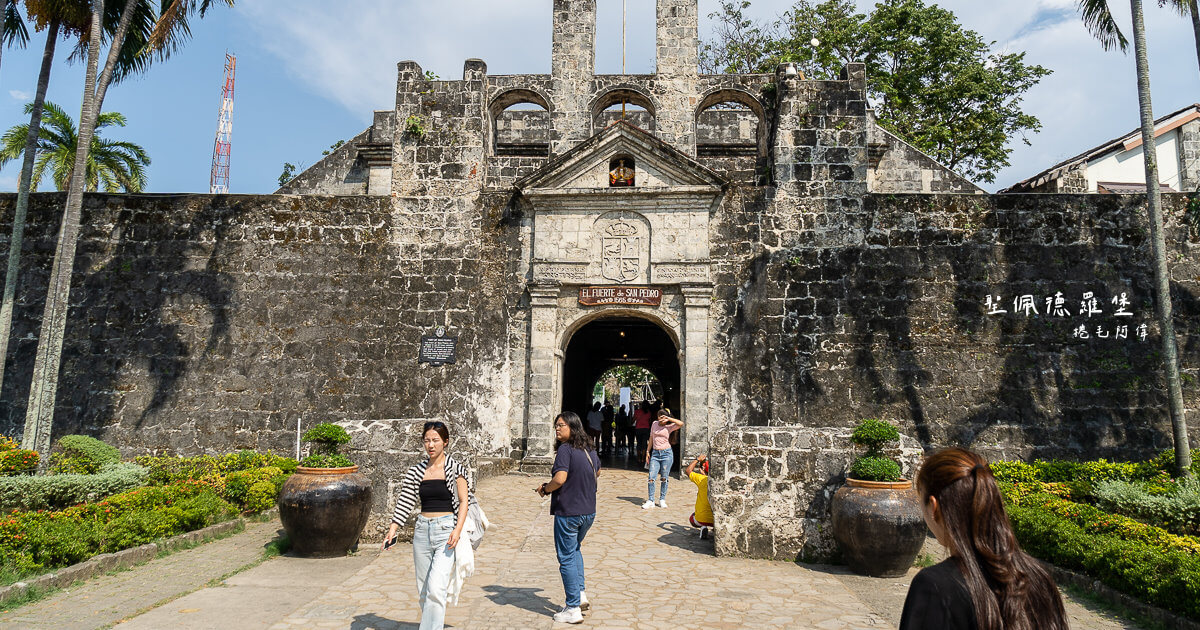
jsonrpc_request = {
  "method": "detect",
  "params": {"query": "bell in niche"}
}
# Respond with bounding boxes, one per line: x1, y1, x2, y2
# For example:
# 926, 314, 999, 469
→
609, 158, 635, 187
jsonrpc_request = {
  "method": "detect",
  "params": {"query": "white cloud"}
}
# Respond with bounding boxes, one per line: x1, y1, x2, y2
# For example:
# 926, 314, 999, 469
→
237, 0, 1200, 190
8, 90, 30, 101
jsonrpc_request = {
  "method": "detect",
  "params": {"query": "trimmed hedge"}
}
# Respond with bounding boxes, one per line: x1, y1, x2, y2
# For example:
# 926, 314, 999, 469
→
223, 467, 289, 513
0, 435, 38, 476
1006, 490, 1200, 556
992, 450, 1200, 488
1008, 500, 1200, 620
0, 463, 148, 511
1091, 478, 1200, 537
49, 435, 120, 475
134, 451, 297, 486
0, 480, 236, 576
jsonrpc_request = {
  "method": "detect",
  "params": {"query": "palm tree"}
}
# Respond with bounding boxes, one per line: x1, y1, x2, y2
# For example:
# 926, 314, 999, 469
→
22, 0, 233, 460
1158, 0, 1200, 79
0, 101, 149, 192
1079, 0, 1192, 476
0, 0, 30, 81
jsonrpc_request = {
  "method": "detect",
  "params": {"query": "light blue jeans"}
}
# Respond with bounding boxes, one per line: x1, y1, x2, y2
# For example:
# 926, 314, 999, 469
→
554, 513, 595, 608
413, 514, 456, 630
648, 448, 673, 502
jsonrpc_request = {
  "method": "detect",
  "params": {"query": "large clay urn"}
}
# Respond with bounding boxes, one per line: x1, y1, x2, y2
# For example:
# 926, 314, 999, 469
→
831, 478, 926, 577
278, 465, 372, 557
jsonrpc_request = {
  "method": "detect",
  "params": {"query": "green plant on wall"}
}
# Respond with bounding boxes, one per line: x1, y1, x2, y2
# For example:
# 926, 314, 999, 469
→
848, 418, 902, 482
404, 114, 427, 138
1186, 191, 1200, 237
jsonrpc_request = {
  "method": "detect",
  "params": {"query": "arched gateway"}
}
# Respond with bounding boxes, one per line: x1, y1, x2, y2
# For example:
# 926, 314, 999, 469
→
518, 121, 721, 469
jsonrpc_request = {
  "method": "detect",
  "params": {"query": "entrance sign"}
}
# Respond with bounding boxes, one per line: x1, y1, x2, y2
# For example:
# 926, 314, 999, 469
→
419, 327, 458, 365
578, 286, 663, 306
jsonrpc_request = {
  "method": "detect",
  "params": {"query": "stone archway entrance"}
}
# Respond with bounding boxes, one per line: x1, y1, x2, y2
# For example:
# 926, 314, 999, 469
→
561, 316, 681, 466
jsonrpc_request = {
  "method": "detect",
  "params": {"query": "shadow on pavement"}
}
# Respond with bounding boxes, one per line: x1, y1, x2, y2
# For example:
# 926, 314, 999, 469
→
482, 584, 559, 617
615, 495, 647, 505
350, 613, 419, 629
655, 521, 715, 556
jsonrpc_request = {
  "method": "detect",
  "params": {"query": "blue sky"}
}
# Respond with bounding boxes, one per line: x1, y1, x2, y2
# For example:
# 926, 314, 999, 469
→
0, 0, 1196, 194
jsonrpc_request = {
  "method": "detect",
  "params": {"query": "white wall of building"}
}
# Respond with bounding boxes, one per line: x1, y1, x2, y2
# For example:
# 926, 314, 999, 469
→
1086, 130, 1182, 192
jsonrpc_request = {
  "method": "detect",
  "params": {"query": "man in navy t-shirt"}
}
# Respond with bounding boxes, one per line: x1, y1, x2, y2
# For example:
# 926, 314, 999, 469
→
535, 412, 600, 624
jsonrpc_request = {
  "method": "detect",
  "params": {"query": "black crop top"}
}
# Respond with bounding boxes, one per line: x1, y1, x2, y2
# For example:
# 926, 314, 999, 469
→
419, 479, 454, 513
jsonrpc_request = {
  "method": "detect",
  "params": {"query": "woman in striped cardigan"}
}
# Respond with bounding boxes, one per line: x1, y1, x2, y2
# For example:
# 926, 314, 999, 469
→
383, 421, 473, 630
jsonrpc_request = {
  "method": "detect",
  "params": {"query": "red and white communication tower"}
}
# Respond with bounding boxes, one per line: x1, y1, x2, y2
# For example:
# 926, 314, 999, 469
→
209, 53, 236, 194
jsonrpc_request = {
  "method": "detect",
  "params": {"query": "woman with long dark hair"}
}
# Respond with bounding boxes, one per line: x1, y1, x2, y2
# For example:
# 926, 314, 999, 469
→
535, 411, 600, 624
900, 447, 1067, 630
384, 421, 474, 630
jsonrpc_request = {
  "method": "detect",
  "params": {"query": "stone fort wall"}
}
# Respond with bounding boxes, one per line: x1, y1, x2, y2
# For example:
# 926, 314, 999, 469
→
2, 190, 1199, 550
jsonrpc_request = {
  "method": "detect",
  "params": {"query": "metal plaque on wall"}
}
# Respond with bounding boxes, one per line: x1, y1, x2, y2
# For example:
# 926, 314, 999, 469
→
419, 327, 458, 365
578, 286, 663, 306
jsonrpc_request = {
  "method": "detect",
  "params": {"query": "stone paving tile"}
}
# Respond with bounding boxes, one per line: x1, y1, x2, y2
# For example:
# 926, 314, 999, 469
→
0, 519, 284, 629
274, 469, 883, 629
272, 467, 1147, 630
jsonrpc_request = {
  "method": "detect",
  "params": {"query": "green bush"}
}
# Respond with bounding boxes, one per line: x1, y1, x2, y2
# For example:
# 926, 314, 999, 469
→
0, 463, 147, 511
48, 435, 120, 475
850, 456, 901, 482
302, 423, 350, 456
0, 481, 235, 577
849, 419, 900, 455
223, 466, 288, 513
992, 450, 1199, 487
299, 454, 354, 469
301, 423, 353, 467
134, 451, 297, 486
1092, 478, 1200, 536
1008, 501, 1200, 620
0, 449, 38, 475
846, 419, 902, 481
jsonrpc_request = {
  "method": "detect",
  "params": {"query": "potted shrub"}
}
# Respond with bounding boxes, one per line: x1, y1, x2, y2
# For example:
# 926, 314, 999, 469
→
278, 423, 372, 557
830, 419, 926, 577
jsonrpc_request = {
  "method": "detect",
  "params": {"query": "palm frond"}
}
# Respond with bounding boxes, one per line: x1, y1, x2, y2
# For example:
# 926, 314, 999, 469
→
0, 123, 31, 167
1078, 0, 1129, 51
1157, 0, 1192, 16
3, 0, 29, 48
30, 150, 54, 191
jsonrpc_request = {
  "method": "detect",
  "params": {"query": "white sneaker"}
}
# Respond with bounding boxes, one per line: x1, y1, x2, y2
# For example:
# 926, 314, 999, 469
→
658, 499, 668, 508
554, 606, 584, 624
579, 590, 590, 611
641, 500, 655, 509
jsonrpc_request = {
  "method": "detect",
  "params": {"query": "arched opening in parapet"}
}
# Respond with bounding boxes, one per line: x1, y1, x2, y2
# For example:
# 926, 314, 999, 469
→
695, 90, 765, 158
490, 89, 552, 157
696, 89, 769, 183
593, 89, 657, 134
561, 314, 680, 471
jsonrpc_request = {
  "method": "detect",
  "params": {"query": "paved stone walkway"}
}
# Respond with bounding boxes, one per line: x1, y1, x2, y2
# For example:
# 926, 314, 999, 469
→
2, 469, 1144, 629
0, 520, 284, 629
263, 468, 1137, 630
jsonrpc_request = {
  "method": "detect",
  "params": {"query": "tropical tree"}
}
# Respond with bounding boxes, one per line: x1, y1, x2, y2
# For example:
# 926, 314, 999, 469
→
21, 0, 233, 460
1158, 0, 1200, 79
0, 1, 97, 429
700, 0, 1051, 183
1078, 0, 1192, 476
0, 0, 30, 81
0, 101, 149, 192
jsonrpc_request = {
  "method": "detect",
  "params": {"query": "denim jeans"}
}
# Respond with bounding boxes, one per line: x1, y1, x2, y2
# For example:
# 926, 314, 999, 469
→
647, 448, 673, 502
553, 513, 595, 608
413, 514, 456, 630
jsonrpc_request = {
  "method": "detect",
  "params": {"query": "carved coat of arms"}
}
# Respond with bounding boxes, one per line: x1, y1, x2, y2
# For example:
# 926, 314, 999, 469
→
601, 221, 641, 283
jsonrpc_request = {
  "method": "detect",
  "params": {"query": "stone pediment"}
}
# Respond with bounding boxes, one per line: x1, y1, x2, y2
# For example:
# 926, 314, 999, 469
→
515, 121, 727, 194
